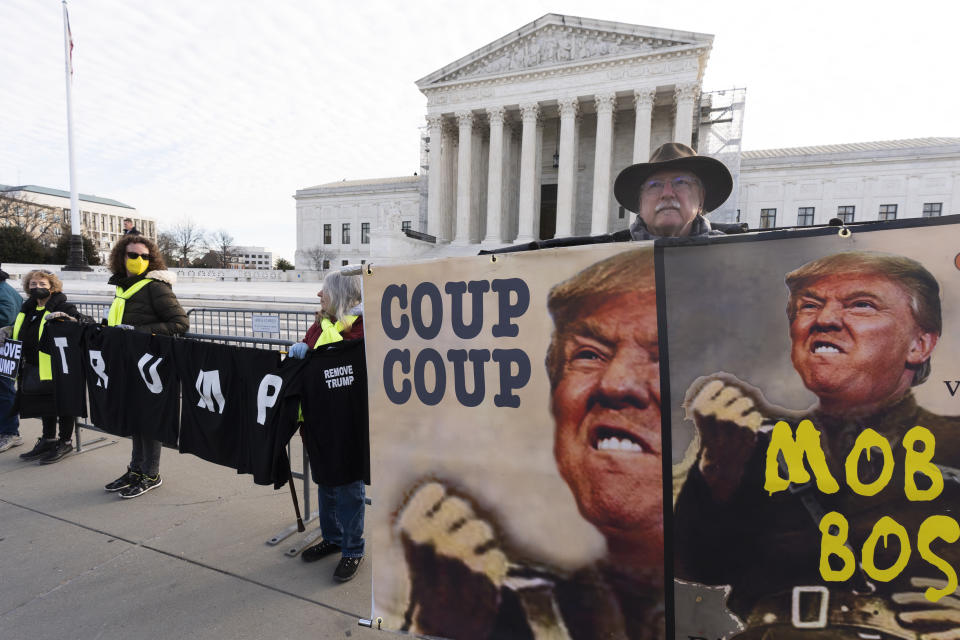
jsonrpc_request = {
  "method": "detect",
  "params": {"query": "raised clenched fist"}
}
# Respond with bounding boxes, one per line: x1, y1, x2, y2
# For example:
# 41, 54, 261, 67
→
685, 374, 773, 502
396, 482, 508, 640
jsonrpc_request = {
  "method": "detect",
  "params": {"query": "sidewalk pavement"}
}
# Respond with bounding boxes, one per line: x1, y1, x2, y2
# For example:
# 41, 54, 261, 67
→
0, 418, 383, 640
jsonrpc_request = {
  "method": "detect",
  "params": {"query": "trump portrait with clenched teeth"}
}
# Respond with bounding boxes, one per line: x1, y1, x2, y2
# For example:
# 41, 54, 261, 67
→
674, 250, 960, 640
393, 247, 666, 640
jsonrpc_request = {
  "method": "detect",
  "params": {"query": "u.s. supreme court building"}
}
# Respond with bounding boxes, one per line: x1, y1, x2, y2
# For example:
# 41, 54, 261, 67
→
294, 14, 960, 269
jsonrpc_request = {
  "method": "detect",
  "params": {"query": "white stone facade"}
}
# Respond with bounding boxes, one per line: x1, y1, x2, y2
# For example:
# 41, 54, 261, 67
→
734, 138, 959, 228
294, 176, 421, 270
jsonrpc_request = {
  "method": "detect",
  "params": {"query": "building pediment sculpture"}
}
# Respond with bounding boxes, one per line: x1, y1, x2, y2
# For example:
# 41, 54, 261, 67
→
417, 14, 712, 87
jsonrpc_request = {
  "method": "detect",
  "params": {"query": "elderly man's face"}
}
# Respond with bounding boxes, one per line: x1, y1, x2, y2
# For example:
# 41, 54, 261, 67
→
790, 272, 938, 412
552, 290, 662, 539
123, 220, 132, 230
637, 169, 704, 237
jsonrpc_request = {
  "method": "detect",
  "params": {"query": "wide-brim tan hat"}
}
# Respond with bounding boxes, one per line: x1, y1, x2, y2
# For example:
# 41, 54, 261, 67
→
614, 142, 733, 214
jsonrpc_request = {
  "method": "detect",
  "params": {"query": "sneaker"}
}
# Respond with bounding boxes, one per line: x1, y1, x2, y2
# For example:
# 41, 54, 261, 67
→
19, 438, 58, 461
301, 539, 341, 563
105, 470, 141, 492
333, 556, 363, 582
0, 435, 23, 452
38, 440, 74, 465
119, 474, 162, 499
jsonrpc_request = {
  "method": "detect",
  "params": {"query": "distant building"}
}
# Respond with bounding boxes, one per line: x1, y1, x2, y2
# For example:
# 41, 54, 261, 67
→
0, 184, 156, 263
230, 245, 273, 270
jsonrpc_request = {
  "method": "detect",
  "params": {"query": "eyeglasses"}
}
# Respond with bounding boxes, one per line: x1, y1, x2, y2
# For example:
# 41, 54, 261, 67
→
641, 176, 701, 196
126, 251, 151, 260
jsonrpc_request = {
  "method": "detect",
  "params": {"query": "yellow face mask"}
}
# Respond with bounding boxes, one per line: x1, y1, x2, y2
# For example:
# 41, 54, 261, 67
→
126, 256, 149, 276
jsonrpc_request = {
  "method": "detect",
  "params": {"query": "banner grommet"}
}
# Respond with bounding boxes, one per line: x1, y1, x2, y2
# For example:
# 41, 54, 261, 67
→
838, 227, 852, 238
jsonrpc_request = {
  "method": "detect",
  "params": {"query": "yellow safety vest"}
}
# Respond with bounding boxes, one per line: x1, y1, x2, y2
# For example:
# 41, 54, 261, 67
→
311, 315, 358, 349
107, 278, 153, 327
12, 307, 52, 381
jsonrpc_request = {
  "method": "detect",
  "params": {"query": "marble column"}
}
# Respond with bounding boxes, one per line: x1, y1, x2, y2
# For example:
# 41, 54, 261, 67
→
673, 83, 699, 146
484, 107, 507, 244
516, 102, 540, 243
454, 111, 474, 244
442, 122, 457, 241
820, 179, 835, 224
555, 97, 580, 238
590, 93, 617, 235
632, 88, 656, 163
425, 114, 445, 240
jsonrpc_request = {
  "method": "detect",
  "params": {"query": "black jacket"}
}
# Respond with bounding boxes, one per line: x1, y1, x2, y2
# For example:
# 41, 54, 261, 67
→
107, 270, 188, 335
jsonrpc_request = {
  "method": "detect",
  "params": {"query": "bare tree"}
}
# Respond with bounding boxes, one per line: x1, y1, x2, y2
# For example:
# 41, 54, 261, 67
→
303, 245, 334, 271
0, 190, 63, 243
207, 229, 235, 269
156, 230, 178, 265
166, 219, 206, 267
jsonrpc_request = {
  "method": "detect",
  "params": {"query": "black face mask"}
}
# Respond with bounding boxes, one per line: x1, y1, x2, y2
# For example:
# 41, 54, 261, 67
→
29, 287, 50, 299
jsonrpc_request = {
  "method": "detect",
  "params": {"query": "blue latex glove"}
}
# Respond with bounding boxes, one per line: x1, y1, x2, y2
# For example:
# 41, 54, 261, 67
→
287, 342, 309, 359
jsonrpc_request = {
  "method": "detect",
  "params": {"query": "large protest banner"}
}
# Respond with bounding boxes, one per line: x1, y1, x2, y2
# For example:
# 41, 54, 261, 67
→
664, 218, 960, 639
364, 243, 667, 639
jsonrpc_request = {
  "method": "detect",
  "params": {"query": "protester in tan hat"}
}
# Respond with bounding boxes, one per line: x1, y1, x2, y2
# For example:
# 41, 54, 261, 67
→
614, 142, 734, 239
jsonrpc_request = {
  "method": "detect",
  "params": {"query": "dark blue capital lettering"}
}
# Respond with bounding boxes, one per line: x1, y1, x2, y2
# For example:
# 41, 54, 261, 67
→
491, 278, 529, 338
414, 349, 446, 406
447, 349, 491, 407
411, 282, 443, 340
382, 284, 409, 340
445, 280, 490, 339
383, 349, 411, 404
492, 349, 530, 408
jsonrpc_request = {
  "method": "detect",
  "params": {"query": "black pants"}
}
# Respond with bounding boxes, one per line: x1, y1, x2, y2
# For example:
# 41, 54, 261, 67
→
129, 434, 161, 477
41, 416, 75, 442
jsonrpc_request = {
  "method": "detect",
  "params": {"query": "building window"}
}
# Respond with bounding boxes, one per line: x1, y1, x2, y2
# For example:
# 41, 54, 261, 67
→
837, 205, 855, 223
323, 224, 331, 244
922, 202, 942, 217
361, 222, 370, 244
879, 204, 897, 221
322, 259, 330, 270
341, 259, 349, 266
401, 221, 412, 232
760, 208, 777, 229
797, 207, 815, 226
618, 206, 625, 219
341, 223, 351, 244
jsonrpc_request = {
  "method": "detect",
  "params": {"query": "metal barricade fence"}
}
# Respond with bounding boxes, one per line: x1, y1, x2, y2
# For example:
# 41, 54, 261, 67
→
69, 305, 324, 551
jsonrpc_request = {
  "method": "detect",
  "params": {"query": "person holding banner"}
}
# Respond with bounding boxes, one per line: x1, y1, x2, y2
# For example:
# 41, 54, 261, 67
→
0, 270, 86, 463
614, 142, 735, 240
288, 270, 367, 583
0, 263, 23, 453
102, 235, 188, 499
675, 251, 960, 639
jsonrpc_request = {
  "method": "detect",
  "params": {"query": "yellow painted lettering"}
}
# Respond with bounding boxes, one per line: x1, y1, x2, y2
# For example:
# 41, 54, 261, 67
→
861, 516, 911, 582
903, 426, 943, 501
765, 420, 838, 496
917, 515, 960, 603
819, 511, 856, 582
845, 428, 894, 497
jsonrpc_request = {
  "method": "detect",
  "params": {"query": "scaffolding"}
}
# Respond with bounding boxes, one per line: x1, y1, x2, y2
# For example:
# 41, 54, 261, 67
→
696, 88, 746, 225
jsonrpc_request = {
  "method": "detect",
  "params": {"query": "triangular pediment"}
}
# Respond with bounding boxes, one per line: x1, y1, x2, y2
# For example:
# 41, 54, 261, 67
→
417, 14, 712, 88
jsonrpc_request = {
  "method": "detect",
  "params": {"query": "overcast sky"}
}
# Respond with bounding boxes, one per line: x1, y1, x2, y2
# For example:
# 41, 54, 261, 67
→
1, 0, 957, 262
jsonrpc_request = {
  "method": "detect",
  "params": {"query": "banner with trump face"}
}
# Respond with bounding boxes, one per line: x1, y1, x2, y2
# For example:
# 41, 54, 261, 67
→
363, 242, 667, 640
664, 217, 960, 640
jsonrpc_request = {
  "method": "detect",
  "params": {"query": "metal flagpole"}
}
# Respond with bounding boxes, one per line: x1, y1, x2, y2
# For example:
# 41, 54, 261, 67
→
61, 0, 90, 271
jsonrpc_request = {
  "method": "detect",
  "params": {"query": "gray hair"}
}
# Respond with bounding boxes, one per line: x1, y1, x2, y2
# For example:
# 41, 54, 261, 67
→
322, 270, 362, 321
785, 251, 942, 385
